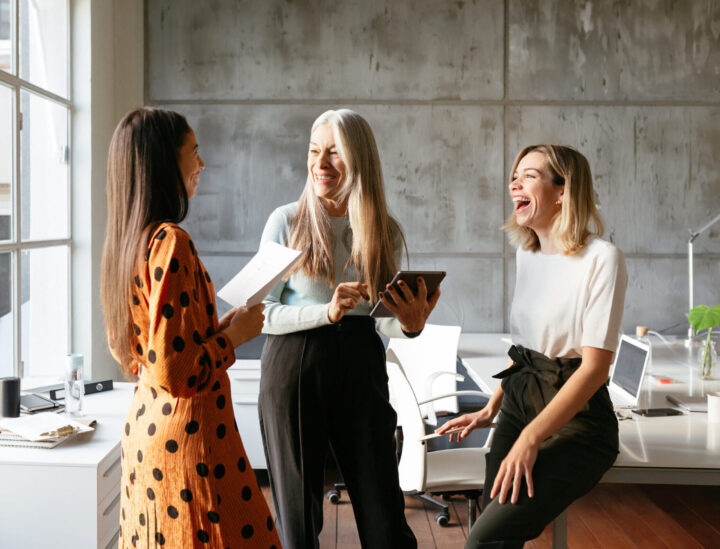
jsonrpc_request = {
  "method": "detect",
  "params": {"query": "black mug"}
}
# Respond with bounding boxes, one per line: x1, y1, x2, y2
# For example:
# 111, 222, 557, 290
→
0, 376, 21, 418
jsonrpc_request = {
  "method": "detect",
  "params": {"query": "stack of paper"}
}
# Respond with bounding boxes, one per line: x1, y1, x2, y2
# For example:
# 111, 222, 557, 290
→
0, 413, 95, 449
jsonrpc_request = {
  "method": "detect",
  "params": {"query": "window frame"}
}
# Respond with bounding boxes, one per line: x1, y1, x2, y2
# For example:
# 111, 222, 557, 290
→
0, 0, 72, 377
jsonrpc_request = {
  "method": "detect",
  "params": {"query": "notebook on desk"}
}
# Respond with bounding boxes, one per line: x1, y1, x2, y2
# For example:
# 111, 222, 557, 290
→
608, 335, 651, 409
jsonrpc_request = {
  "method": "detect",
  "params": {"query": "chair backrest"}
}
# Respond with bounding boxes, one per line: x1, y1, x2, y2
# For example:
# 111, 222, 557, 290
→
388, 324, 462, 417
386, 348, 428, 493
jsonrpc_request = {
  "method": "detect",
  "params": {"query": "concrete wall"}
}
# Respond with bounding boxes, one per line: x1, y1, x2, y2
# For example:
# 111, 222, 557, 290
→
146, 0, 720, 337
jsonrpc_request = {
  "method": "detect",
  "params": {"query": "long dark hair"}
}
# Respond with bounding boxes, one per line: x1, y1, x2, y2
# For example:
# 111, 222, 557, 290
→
101, 107, 190, 376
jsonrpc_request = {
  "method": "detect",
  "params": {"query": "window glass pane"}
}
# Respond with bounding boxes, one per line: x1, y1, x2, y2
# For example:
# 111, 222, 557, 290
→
19, 0, 67, 97
0, 82, 11, 242
0, 0, 11, 74
21, 246, 67, 376
20, 90, 68, 240
0, 251, 12, 377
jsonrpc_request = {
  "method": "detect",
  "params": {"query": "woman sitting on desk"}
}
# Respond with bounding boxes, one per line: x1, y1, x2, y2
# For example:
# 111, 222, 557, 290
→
101, 108, 280, 548
258, 108, 440, 549
438, 145, 628, 548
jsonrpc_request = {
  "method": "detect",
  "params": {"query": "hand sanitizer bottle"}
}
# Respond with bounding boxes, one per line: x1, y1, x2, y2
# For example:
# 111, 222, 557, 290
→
65, 354, 85, 416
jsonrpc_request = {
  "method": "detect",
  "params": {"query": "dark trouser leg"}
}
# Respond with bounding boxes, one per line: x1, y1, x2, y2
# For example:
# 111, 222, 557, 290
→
259, 333, 329, 549
467, 418, 615, 549
328, 328, 417, 549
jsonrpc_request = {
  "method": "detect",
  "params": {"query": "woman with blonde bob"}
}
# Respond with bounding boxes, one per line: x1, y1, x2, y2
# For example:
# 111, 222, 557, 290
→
258, 109, 439, 548
438, 145, 627, 548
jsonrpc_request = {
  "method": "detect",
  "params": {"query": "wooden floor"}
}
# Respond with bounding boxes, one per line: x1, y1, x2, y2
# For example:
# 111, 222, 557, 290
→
257, 470, 720, 548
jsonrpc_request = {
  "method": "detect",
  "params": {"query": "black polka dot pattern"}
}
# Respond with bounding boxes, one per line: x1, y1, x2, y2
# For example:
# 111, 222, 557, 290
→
196, 463, 209, 477
120, 224, 279, 548
173, 336, 185, 352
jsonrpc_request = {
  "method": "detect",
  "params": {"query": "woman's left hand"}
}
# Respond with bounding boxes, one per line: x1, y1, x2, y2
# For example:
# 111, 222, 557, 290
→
218, 307, 238, 332
490, 433, 539, 504
379, 276, 441, 333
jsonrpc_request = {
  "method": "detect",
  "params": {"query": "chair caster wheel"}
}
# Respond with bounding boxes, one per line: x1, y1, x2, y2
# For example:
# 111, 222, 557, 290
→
435, 512, 450, 527
326, 489, 341, 504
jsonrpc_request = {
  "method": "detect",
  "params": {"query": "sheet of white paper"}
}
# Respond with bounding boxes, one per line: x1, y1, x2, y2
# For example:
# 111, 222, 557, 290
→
0, 412, 94, 441
217, 241, 304, 308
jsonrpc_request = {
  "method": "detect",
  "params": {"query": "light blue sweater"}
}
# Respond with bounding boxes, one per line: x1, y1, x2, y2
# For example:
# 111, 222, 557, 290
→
260, 202, 407, 338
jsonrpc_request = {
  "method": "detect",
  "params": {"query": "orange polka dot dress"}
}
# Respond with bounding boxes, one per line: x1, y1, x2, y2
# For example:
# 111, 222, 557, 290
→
117, 223, 281, 549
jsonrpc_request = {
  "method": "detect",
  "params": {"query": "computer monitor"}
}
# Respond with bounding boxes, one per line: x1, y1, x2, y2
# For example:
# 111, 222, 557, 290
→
608, 335, 650, 408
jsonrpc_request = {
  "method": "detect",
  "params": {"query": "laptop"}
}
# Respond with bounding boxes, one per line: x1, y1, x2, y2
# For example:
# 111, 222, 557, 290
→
608, 335, 651, 409
666, 394, 708, 412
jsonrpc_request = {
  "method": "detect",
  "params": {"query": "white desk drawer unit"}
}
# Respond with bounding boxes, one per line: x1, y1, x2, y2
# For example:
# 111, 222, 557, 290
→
0, 383, 134, 549
229, 359, 266, 469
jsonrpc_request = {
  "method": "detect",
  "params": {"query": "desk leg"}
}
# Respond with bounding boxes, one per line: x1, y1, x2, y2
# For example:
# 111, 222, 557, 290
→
551, 509, 567, 549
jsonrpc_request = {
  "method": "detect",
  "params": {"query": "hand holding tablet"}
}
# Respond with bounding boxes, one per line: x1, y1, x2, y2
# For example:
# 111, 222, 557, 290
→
370, 270, 446, 318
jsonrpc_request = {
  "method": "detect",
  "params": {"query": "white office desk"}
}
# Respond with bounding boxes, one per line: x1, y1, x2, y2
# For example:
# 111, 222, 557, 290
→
458, 333, 720, 547
0, 382, 135, 549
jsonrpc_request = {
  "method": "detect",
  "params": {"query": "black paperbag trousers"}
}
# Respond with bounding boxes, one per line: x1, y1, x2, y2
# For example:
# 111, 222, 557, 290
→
467, 345, 619, 549
258, 316, 416, 549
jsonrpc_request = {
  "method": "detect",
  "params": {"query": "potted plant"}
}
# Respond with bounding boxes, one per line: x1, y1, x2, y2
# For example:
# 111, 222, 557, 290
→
688, 305, 720, 379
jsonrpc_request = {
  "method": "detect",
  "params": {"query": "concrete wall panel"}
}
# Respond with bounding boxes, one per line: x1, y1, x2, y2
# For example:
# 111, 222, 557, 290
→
509, 0, 720, 101
172, 103, 505, 254
507, 106, 720, 255
147, 0, 504, 101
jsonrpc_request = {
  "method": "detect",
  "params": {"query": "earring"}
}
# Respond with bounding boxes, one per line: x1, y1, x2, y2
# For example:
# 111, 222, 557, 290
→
556, 199, 562, 205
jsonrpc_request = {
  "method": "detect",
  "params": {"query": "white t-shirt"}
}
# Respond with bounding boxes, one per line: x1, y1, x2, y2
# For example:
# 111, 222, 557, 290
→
510, 237, 628, 359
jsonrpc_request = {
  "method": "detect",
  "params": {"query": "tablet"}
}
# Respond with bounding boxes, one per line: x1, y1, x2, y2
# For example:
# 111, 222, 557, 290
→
369, 270, 446, 318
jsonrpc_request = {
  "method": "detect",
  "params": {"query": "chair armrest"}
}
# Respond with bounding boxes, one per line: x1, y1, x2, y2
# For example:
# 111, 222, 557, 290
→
417, 390, 491, 405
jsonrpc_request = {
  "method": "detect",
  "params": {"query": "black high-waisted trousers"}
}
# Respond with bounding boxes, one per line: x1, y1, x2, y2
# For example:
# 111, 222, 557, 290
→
467, 345, 619, 549
258, 316, 417, 549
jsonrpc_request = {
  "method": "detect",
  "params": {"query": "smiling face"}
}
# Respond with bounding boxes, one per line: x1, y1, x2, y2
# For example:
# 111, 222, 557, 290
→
509, 151, 564, 236
307, 123, 347, 206
177, 128, 205, 199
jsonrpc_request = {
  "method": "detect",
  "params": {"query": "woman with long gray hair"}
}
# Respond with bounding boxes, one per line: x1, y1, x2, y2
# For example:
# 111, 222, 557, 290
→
258, 109, 440, 548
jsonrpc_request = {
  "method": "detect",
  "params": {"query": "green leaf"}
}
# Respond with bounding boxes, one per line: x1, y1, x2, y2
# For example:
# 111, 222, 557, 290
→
688, 305, 720, 332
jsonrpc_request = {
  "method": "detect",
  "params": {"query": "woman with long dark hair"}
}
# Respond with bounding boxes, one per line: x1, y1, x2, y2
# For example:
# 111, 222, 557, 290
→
101, 107, 281, 548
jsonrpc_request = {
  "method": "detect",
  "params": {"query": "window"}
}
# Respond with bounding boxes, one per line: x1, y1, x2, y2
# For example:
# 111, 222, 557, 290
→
0, 0, 70, 378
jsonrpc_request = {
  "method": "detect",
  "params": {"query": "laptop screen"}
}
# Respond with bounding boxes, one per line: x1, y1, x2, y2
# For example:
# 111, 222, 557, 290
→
611, 337, 648, 400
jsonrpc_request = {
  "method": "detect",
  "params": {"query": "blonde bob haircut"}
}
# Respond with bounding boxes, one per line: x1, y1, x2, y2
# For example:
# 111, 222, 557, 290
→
288, 109, 406, 301
503, 144, 604, 255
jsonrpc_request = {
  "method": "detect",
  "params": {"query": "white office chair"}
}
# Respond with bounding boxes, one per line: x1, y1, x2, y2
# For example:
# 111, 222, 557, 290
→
386, 347, 493, 528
